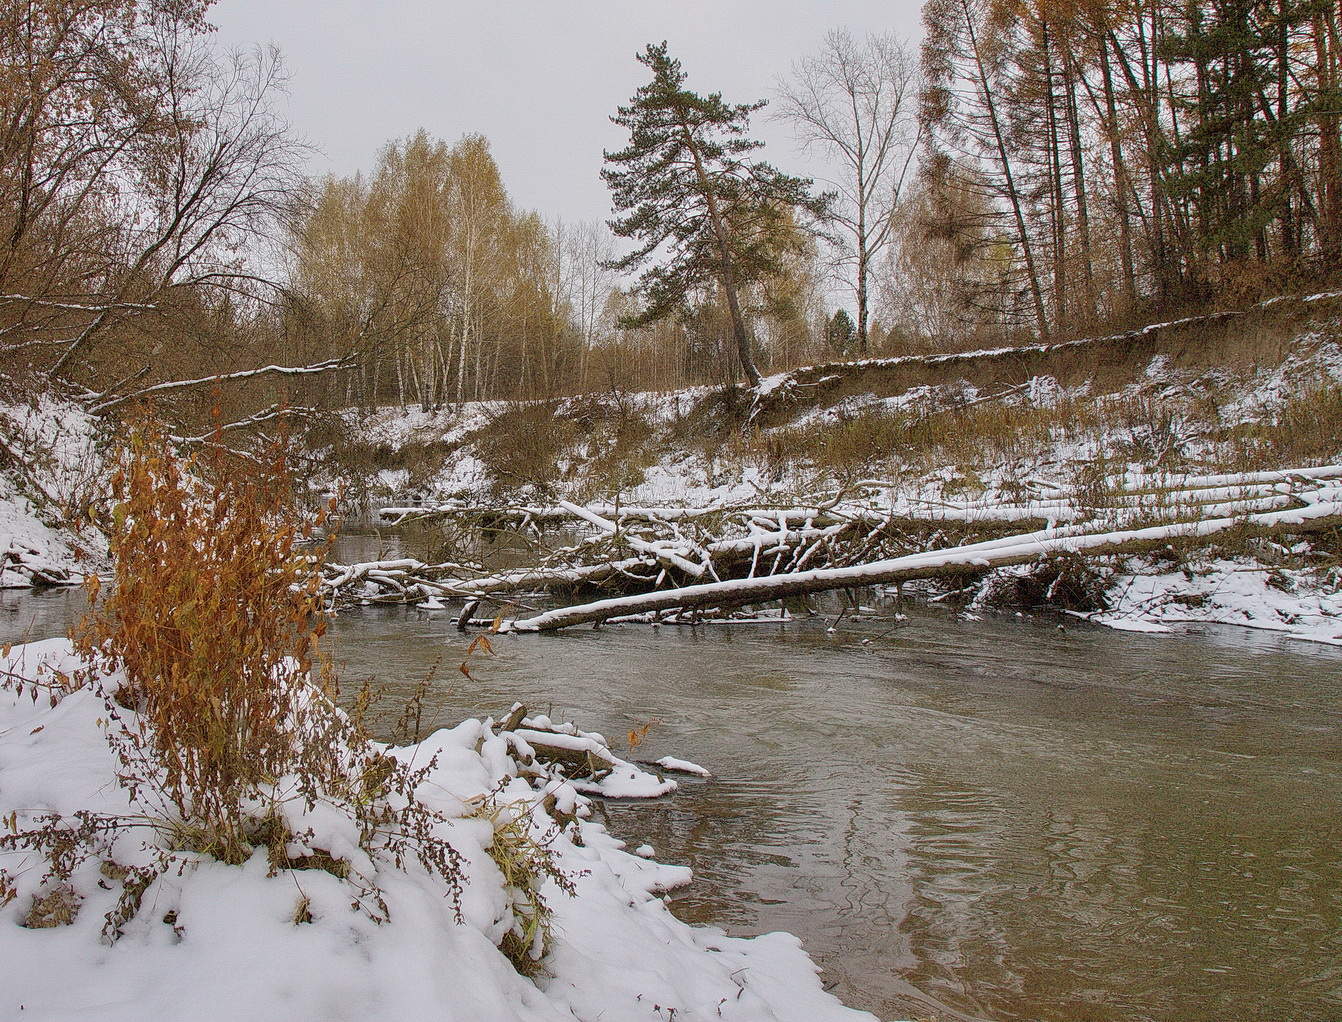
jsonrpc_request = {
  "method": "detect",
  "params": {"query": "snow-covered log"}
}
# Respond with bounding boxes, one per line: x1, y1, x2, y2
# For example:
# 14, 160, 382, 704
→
506, 500, 1342, 632
332, 466, 1342, 610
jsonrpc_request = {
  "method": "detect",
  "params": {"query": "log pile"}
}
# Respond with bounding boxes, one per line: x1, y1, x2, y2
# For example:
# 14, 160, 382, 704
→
320, 465, 1342, 632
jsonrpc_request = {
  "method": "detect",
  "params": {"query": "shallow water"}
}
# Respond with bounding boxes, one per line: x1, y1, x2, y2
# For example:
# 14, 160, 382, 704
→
6, 578, 1340, 1022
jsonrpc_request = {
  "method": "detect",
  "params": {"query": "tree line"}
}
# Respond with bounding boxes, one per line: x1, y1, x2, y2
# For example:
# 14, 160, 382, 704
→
3, 0, 1337, 421
915, 0, 1342, 341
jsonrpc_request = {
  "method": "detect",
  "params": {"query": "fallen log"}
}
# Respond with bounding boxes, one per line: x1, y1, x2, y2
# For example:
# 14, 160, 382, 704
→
506, 500, 1342, 632
490, 704, 617, 779
509, 728, 618, 778
329, 469, 1342, 607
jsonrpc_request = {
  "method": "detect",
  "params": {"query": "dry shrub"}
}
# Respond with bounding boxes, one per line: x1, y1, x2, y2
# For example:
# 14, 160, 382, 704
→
3, 420, 473, 944
75, 422, 332, 854
976, 553, 1113, 612
474, 402, 580, 496
468, 796, 575, 976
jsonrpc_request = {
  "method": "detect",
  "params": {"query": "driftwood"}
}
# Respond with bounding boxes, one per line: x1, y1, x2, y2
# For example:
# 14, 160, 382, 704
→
491, 703, 616, 779
505, 499, 1342, 632
324, 466, 1342, 608
323, 465, 1342, 632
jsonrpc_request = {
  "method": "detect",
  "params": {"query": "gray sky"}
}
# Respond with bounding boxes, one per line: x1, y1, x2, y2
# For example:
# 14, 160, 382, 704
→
212, 1, 926, 228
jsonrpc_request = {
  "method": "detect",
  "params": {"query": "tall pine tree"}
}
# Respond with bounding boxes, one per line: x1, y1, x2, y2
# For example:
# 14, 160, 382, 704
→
602, 42, 828, 387
1162, 0, 1320, 267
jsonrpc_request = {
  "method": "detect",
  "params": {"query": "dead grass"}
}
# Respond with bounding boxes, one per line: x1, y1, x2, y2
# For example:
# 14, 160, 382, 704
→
467, 796, 576, 976
21, 884, 80, 928
731, 396, 1122, 482
1223, 384, 1342, 466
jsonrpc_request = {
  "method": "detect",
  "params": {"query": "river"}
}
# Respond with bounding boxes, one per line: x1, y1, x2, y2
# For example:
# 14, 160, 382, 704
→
3, 569, 1338, 1022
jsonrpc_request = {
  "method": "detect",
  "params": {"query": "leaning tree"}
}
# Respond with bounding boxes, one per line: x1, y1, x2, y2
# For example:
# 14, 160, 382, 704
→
602, 42, 829, 388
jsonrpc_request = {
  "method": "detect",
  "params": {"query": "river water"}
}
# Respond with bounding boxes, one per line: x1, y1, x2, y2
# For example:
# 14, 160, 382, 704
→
4, 569, 1339, 1022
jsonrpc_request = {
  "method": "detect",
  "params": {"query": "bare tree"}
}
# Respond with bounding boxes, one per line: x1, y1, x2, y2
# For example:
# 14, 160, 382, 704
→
776, 29, 923, 354
0, 2, 308, 394
552, 219, 618, 390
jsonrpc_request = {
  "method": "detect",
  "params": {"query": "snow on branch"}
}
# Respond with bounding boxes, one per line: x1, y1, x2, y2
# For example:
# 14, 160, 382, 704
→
506, 500, 1342, 632
170, 405, 323, 445
90, 357, 355, 413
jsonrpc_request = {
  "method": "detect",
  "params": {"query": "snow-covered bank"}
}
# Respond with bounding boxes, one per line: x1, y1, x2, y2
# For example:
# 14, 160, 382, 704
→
0, 394, 107, 588
1086, 557, 1342, 645
323, 296, 1342, 652
341, 291, 1342, 522
0, 640, 872, 1022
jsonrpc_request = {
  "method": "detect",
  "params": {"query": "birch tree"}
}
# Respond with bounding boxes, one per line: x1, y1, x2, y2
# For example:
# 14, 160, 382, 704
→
776, 29, 922, 354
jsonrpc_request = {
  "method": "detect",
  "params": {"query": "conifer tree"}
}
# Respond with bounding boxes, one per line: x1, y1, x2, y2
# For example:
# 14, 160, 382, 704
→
602, 42, 829, 387
825, 308, 857, 356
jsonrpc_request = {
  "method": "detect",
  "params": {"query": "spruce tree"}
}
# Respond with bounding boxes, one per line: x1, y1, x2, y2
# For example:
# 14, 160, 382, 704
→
602, 42, 829, 387
825, 308, 857, 356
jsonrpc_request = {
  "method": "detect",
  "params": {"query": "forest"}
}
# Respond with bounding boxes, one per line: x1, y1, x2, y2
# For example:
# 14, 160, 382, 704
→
4, 0, 1340, 424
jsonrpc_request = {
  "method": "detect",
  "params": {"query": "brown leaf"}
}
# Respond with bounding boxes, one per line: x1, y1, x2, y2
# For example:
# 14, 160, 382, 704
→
466, 634, 495, 657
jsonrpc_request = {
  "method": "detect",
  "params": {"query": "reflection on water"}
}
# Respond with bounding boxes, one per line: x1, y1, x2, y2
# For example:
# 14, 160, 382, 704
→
0, 585, 87, 644
4, 580, 1339, 1022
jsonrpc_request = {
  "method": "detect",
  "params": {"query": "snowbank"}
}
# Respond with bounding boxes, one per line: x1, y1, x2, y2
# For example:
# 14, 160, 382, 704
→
0, 640, 872, 1022
1089, 557, 1342, 645
0, 394, 107, 587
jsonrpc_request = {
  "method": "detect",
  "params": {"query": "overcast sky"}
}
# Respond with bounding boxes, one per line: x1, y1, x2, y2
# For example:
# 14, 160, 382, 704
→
212, 1, 926, 229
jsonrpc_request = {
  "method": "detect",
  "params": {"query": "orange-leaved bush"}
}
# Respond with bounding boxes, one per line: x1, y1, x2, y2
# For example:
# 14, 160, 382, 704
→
3, 420, 475, 940
75, 421, 335, 853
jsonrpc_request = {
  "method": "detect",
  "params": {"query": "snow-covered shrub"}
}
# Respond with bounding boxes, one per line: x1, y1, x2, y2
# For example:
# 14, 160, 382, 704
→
0, 396, 109, 526
1, 424, 478, 942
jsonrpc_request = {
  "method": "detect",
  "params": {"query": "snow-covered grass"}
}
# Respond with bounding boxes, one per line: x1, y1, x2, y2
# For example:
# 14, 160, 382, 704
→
0, 639, 872, 1022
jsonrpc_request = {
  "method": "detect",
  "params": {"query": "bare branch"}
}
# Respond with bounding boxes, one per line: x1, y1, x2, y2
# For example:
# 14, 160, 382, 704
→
91, 358, 355, 413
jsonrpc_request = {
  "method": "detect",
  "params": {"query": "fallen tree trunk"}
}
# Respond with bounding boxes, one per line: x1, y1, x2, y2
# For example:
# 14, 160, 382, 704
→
506, 500, 1342, 632
382, 464, 1342, 533
329, 467, 1342, 607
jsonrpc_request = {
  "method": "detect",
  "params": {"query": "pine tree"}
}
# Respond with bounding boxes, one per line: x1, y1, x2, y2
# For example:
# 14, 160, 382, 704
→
825, 308, 857, 356
602, 42, 829, 387
1162, 0, 1320, 268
